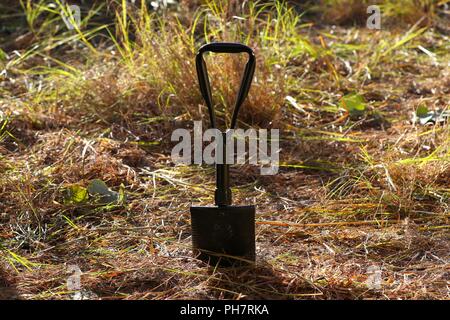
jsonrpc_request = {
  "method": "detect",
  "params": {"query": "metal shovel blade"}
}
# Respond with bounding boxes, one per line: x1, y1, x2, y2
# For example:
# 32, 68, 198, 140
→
190, 205, 255, 266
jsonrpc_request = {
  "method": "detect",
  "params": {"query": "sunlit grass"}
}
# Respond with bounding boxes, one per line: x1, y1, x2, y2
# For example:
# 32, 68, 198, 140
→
0, 0, 449, 300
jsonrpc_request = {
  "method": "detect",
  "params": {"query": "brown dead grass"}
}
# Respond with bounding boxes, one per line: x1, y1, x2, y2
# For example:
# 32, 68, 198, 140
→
0, 1, 449, 300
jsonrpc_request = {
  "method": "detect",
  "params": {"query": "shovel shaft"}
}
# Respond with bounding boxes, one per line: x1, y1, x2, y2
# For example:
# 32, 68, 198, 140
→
215, 163, 231, 206
215, 132, 231, 206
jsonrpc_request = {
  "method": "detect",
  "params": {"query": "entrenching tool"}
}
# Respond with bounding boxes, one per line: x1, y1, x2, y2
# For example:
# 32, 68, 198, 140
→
190, 42, 256, 266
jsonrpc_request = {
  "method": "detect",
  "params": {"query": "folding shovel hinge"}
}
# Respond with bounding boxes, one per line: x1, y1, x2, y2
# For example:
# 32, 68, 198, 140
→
215, 188, 232, 206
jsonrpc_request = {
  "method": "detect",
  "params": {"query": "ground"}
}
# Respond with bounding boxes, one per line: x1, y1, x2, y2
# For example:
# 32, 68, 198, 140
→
0, 0, 449, 300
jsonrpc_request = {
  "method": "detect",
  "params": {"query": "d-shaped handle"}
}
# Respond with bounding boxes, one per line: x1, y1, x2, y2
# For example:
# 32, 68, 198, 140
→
195, 42, 256, 129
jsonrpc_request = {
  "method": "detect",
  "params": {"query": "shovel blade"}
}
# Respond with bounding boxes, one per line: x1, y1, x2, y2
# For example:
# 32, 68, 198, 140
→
190, 205, 255, 266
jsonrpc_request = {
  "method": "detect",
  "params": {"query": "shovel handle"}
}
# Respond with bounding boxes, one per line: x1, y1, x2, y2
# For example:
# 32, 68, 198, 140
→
195, 43, 255, 207
195, 42, 256, 129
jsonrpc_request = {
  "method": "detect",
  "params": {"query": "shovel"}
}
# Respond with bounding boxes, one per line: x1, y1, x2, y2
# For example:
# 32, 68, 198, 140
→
190, 42, 256, 267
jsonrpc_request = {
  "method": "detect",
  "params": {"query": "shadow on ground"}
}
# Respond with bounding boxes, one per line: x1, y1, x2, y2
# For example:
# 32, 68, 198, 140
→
206, 261, 318, 299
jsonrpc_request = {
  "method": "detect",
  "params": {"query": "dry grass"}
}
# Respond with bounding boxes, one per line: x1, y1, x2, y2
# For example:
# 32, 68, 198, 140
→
0, 0, 449, 300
